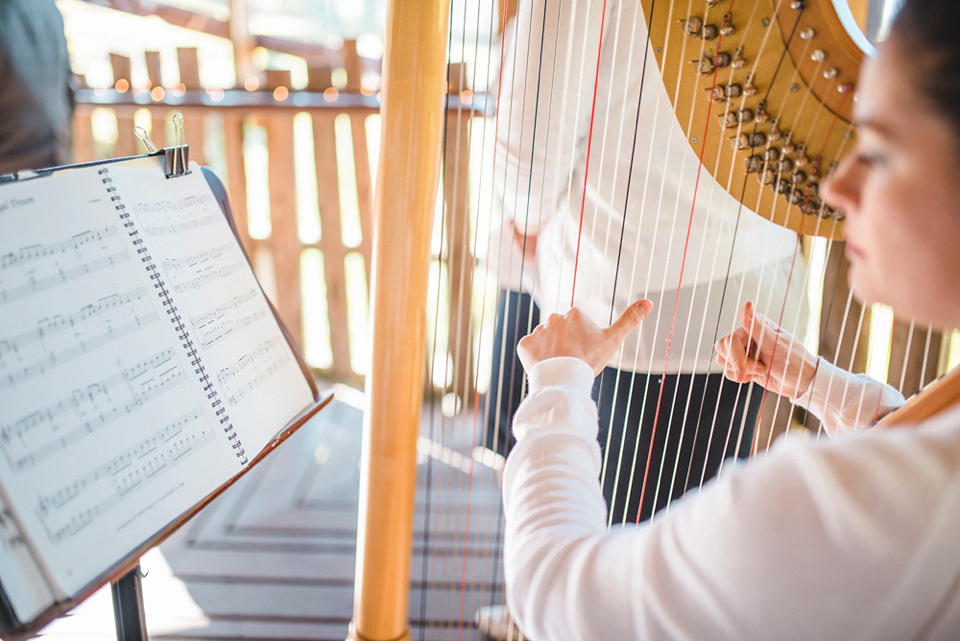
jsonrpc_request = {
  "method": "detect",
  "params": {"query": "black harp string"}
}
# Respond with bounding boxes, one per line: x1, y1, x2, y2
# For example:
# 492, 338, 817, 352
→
601, 0, 740, 525
468, 0, 516, 630
596, 0, 660, 526
473, 0, 557, 621
634, 0, 746, 522
682, 0, 847, 489
752, 56, 853, 454
419, 0, 458, 633
658, 0, 785, 505
694, 0, 810, 480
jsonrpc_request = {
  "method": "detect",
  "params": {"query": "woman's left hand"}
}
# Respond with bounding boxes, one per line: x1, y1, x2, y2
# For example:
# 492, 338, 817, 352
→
517, 300, 654, 376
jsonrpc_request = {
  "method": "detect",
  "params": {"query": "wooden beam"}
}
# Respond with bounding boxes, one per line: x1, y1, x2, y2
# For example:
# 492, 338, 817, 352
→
228, 0, 257, 88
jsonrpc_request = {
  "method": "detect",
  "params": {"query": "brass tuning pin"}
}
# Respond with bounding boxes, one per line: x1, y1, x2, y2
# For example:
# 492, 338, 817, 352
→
680, 16, 704, 37
755, 98, 769, 122
731, 132, 767, 150
732, 133, 751, 150
705, 85, 726, 103
721, 13, 736, 36
692, 55, 715, 75
732, 46, 747, 69
745, 155, 764, 173
768, 122, 783, 141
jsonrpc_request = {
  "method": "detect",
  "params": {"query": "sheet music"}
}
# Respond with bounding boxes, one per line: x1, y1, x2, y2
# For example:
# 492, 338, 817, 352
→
0, 161, 311, 602
0, 491, 55, 622
105, 163, 313, 456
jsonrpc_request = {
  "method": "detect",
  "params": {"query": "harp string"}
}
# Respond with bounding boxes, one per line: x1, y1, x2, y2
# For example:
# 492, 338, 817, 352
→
596, 0, 660, 523
600, 0, 700, 525
599, 0, 743, 523
569, 0, 610, 305
468, 0, 564, 626
750, 90, 852, 455
448, 0, 502, 632
651, 0, 785, 506
700, 2, 854, 471
477, 0, 558, 628
634, 0, 768, 521
704, 0, 812, 473
465, 0, 525, 629
423, 0, 465, 632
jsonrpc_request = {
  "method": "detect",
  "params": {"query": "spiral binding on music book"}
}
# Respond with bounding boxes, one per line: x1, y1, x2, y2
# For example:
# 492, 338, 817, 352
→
97, 166, 247, 465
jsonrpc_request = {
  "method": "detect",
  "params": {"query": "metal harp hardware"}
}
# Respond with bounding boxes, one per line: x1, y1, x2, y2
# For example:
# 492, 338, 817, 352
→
650, 0, 868, 239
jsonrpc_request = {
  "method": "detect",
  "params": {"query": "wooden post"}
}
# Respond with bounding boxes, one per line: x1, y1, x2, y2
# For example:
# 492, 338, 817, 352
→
145, 51, 167, 149
222, 113, 252, 252
263, 69, 303, 345
348, 0, 450, 638
309, 66, 353, 381
443, 63, 475, 400
109, 54, 137, 158
342, 41, 374, 273
176, 48, 206, 166
228, 0, 258, 88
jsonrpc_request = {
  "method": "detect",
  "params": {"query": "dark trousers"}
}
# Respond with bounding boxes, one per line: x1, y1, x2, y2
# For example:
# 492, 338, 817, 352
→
481, 291, 762, 524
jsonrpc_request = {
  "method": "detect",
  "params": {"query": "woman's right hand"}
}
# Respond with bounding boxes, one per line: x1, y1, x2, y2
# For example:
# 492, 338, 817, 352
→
715, 301, 819, 399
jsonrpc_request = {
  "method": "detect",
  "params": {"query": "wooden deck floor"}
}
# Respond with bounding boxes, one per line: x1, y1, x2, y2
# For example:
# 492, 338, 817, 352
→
38, 386, 508, 640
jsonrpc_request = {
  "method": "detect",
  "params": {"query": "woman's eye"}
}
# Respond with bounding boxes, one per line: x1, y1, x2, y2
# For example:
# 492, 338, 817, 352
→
856, 151, 885, 166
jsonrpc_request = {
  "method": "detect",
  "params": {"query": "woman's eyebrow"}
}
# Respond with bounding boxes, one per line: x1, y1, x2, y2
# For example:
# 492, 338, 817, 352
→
853, 117, 897, 139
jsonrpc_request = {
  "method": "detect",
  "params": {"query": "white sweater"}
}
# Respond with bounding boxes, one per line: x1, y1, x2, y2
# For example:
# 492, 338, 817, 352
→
503, 357, 960, 640
490, 0, 805, 372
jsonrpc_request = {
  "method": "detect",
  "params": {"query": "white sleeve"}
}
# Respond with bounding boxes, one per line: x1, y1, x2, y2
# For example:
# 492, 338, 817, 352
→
792, 357, 904, 436
503, 357, 952, 641
494, 0, 604, 234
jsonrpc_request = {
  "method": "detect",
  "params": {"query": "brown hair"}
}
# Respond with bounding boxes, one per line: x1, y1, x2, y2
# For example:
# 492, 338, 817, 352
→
889, 0, 960, 140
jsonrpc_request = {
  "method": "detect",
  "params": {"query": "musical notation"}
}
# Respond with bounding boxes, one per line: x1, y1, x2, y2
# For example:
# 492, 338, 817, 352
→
0, 349, 186, 471
132, 194, 219, 236
35, 408, 215, 543
190, 289, 268, 349
0, 287, 158, 393
217, 337, 288, 406
0, 503, 28, 553
161, 244, 244, 294
0, 227, 130, 306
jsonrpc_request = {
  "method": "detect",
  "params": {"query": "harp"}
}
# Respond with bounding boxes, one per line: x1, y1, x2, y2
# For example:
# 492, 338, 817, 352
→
348, 1, 960, 639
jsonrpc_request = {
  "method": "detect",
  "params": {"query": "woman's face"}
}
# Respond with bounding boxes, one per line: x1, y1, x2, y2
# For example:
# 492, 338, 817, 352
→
823, 36, 960, 330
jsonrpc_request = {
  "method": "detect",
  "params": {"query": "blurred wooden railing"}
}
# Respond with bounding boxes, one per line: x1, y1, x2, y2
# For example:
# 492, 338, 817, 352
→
73, 44, 488, 393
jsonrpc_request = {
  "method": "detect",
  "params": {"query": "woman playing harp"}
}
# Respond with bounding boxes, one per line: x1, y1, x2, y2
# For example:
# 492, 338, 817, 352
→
502, 0, 960, 638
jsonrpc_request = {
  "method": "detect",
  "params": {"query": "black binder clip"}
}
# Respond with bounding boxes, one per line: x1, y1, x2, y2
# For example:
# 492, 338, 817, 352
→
164, 113, 190, 178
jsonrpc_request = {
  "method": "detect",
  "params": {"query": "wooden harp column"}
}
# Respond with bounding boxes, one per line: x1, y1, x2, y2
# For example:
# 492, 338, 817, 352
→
348, 0, 450, 640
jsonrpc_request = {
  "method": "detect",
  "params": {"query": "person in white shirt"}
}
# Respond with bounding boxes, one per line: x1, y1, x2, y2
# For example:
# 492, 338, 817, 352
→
501, 0, 960, 638
478, 1, 806, 635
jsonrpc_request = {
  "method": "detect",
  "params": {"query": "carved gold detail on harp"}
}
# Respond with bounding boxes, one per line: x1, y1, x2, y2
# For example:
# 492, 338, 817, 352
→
644, 0, 868, 238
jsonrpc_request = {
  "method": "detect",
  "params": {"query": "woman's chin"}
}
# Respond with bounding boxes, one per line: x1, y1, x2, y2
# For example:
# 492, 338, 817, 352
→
847, 270, 883, 309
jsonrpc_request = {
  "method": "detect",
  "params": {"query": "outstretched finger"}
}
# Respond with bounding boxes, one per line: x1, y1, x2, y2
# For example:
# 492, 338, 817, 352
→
605, 299, 653, 345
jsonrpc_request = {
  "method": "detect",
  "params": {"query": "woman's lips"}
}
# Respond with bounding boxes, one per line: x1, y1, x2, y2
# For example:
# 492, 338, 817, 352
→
845, 241, 864, 258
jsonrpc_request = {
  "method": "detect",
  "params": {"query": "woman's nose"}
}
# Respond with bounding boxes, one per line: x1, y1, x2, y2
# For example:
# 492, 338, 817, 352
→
822, 155, 861, 216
